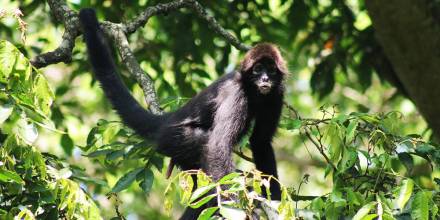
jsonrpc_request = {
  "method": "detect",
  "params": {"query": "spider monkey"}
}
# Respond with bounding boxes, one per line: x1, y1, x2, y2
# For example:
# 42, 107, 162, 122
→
79, 9, 287, 220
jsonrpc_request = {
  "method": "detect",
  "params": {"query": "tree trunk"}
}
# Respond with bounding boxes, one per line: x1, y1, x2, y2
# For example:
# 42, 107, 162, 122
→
365, 0, 440, 139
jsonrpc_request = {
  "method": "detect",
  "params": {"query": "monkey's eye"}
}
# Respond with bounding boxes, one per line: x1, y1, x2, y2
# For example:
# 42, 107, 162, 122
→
267, 65, 277, 75
253, 64, 263, 74
267, 66, 277, 75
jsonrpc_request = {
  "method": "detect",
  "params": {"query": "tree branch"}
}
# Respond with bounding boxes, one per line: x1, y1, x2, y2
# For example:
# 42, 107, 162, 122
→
32, 0, 249, 69
123, 0, 189, 34
101, 22, 163, 114
232, 148, 253, 163
30, 0, 80, 68
123, 0, 250, 51
184, 0, 251, 51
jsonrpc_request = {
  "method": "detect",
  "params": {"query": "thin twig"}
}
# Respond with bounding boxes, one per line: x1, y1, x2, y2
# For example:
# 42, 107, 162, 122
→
233, 148, 253, 163
284, 102, 337, 170
303, 128, 337, 171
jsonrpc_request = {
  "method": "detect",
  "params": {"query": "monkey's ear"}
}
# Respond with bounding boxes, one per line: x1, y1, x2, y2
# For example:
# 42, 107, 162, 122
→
240, 43, 289, 75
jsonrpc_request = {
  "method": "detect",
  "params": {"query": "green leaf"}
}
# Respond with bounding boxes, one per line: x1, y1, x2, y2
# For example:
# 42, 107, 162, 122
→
334, 114, 349, 124
329, 191, 347, 207
0, 104, 13, 124
164, 182, 176, 214
398, 153, 414, 172
139, 169, 154, 193
339, 148, 357, 172
432, 203, 438, 220
196, 171, 211, 187
286, 119, 302, 130
218, 172, 240, 184
197, 207, 219, 220
179, 173, 194, 204
61, 133, 74, 156
111, 168, 143, 193
149, 155, 163, 171
106, 149, 125, 161
411, 191, 429, 220
0, 40, 18, 79
102, 123, 121, 144
189, 184, 216, 203
310, 56, 336, 99
189, 194, 216, 208
32, 150, 47, 179
0, 169, 24, 184
353, 202, 375, 220
310, 198, 325, 211
347, 189, 363, 206
345, 119, 359, 144
325, 203, 343, 220
415, 144, 435, 155
86, 127, 99, 147
253, 173, 262, 195
358, 114, 380, 124
33, 73, 54, 115
86, 149, 113, 157
326, 122, 342, 163
383, 112, 402, 134
396, 179, 413, 211
16, 117, 38, 145
361, 214, 378, 220
219, 206, 246, 220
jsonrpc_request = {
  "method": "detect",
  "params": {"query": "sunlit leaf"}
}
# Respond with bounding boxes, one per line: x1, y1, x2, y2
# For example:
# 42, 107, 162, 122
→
197, 207, 219, 220
0, 40, 18, 79
396, 179, 413, 211
179, 173, 194, 204
16, 116, 38, 145
411, 191, 429, 220
353, 202, 375, 220
218, 172, 240, 184
219, 206, 246, 220
326, 122, 342, 163
189, 194, 216, 208
0, 169, 24, 184
189, 184, 216, 203
0, 104, 13, 124
345, 119, 359, 144
33, 73, 54, 115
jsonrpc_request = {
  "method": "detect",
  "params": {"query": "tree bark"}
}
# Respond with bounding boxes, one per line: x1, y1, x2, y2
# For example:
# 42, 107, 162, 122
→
365, 0, 440, 139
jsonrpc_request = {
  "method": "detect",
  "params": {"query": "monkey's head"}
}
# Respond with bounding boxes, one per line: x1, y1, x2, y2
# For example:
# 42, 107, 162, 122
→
240, 43, 288, 95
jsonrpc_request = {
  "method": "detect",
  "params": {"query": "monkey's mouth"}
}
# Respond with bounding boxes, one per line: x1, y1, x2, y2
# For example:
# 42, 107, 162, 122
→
258, 83, 272, 94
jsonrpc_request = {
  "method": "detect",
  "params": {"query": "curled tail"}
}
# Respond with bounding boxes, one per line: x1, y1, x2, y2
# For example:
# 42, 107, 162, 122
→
79, 9, 162, 138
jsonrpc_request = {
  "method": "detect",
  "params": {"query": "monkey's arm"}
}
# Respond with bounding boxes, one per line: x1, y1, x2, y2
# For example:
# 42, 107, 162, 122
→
203, 92, 248, 181
79, 9, 162, 137
249, 102, 282, 200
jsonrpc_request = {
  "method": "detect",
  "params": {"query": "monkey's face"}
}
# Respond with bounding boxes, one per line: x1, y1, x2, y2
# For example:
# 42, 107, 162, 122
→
250, 58, 281, 95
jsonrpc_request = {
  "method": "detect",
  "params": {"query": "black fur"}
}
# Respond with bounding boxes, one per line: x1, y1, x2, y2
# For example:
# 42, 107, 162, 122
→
79, 9, 285, 220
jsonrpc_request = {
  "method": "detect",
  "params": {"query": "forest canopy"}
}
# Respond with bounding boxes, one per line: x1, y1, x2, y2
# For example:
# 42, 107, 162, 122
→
0, 0, 439, 219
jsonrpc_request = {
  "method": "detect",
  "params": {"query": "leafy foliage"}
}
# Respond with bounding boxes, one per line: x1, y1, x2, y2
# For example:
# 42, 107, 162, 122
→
1, 0, 439, 219
163, 107, 440, 219
0, 40, 101, 219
